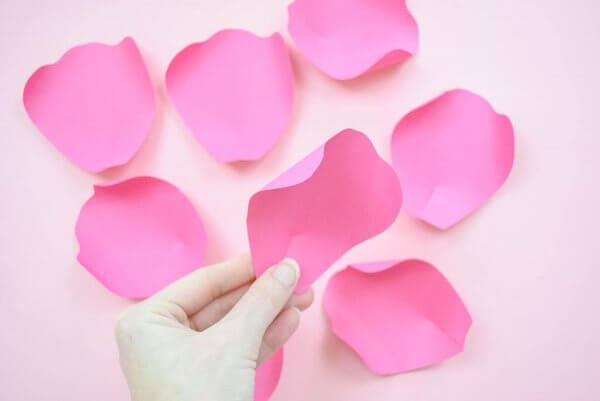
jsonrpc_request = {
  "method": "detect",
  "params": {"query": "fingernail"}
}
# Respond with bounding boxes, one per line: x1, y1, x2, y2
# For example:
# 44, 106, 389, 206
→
272, 259, 299, 288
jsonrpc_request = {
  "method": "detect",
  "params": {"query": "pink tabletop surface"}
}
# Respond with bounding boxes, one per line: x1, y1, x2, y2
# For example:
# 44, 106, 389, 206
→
1, 1, 599, 400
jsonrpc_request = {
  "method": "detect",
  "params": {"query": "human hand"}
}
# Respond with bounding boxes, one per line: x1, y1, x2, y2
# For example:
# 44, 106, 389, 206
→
115, 255, 313, 401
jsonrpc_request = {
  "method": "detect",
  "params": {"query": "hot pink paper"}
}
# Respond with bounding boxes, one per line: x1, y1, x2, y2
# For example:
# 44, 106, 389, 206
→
391, 89, 515, 229
287, 0, 418, 80
75, 176, 207, 298
166, 29, 295, 162
255, 349, 283, 401
23, 37, 155, 173
247, 129, 403, 293
324, 259, 472, 374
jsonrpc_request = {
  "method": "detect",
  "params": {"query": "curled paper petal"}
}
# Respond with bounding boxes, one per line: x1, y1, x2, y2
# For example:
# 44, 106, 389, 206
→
255, 349, 284, 401
288, 0, 418, 80
324, 259, 472, 374
166, 29, 295, 162
23, 37, 155, 173
75, 177, 207, 298
391, 89, 515, 229
247, 129, 403, 293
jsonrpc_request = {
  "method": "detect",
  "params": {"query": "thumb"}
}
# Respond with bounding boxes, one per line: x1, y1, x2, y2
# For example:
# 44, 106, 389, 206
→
223, 259, 300, 350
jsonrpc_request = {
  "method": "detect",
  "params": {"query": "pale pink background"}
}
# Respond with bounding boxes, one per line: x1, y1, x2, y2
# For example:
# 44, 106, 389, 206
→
1, 1, 599, 400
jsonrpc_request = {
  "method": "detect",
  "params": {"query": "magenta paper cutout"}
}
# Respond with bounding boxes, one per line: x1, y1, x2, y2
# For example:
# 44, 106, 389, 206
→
247, 129, 403, 293
166, 29, 295, 162
391, 89, 515, 229
75, 177, 206, 298
288, 0, 418, 80
324, 259, 472, 374
23, 37, 155, 173
255, 349, 283, 401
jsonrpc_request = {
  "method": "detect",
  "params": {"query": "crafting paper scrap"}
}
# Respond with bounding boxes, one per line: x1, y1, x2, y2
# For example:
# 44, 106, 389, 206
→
324, 259, 472, 374
288, 0, 418, 80
23, 37, 155, 173
247, 129, 403, 293
166, 29, 295, 162
391, 89, 514, 229
75, 176, 207, 298
255, 349, 283, 401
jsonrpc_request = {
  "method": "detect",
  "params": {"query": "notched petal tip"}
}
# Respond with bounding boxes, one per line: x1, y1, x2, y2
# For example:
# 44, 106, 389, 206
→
247, 129, 402, 293
288, 0, 419, 80
166, 29, 295, 163
391, 89, 515, 229
23, 37, 155, 173
75, 176, 207, 298
324, 259, 472, 374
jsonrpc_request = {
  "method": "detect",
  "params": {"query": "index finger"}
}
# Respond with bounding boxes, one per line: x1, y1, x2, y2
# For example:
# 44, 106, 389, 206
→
152, 253, 255, 316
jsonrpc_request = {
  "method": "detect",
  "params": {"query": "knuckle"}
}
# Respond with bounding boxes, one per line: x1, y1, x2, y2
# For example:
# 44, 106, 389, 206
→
259, 280, 286, 311
113, 306, 140, 341
114, 314, 131, 340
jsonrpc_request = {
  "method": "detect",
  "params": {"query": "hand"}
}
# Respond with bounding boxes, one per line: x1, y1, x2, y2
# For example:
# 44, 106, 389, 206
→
115, 255, 313, 401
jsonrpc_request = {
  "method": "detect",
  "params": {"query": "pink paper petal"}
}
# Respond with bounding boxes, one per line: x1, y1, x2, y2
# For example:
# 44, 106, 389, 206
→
23, 37, 155, 173
288, 0, 418, 80
391, 89, 515, 229
247, 129, 403, 293
324, 259, 472, 374
255, 348, 284, 401
166, 29, 295, 162
75, 176, 206, 298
